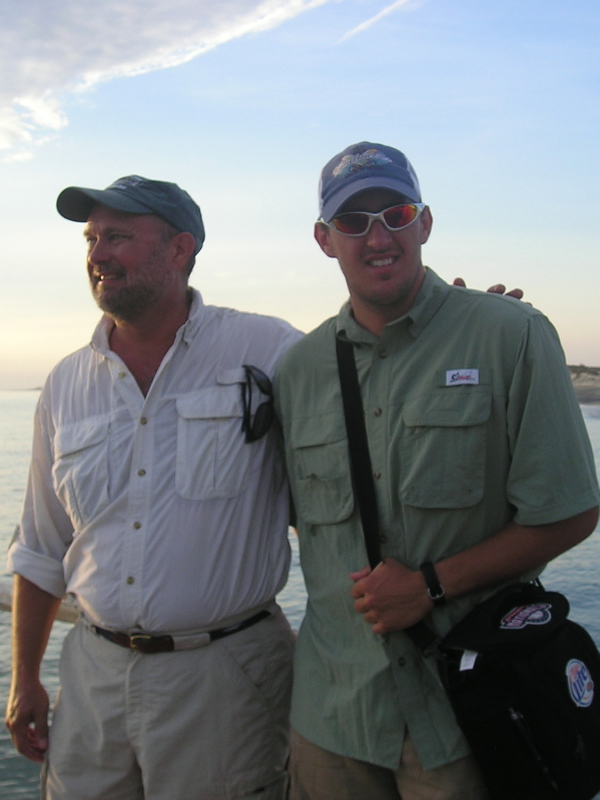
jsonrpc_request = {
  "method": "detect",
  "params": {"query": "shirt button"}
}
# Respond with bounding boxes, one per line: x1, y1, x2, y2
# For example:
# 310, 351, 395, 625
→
373, 471, 382, 480
126, 576, 135, 585
133, 521, 142, 529
379, 534, 388, 543
140, 417, 148, 425
374, 408, 382, 417
118, 371, 126, 379
137, 469, 146, 477
379, 350, 388, 359
398, 657, 406, 667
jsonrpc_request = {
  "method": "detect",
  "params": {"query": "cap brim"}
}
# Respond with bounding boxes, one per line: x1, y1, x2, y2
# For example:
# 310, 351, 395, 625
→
321, 176, 421, 222
56, 187, 155, 222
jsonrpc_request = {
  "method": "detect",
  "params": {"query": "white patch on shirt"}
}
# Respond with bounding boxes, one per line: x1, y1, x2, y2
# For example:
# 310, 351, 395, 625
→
445, 369, 480, 386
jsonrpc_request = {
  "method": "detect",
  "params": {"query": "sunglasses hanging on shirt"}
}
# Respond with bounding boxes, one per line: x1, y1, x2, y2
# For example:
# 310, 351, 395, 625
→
240, 364, 274, 443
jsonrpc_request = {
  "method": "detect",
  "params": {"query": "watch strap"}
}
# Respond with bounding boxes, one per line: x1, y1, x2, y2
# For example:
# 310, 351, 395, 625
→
420, 561, 446, 606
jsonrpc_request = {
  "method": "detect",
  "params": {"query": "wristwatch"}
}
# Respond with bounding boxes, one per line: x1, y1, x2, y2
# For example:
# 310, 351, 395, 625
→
420, 561, 446, 607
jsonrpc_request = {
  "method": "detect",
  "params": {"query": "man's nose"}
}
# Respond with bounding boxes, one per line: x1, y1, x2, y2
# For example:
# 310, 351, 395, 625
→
365, 219, 394, 247
88, 239, 110, 263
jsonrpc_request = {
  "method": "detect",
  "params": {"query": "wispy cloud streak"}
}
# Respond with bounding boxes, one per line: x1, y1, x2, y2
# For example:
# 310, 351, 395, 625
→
0, 0, 328, 159
339, 0, 416, 42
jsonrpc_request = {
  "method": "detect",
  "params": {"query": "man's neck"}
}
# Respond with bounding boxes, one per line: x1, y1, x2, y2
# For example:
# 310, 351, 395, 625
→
108, 290, 192, 395
349, 270, 426, 337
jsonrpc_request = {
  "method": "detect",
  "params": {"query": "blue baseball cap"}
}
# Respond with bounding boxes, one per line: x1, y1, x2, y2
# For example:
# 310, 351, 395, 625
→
56, 175, 205, 254
319, 142, 422, 222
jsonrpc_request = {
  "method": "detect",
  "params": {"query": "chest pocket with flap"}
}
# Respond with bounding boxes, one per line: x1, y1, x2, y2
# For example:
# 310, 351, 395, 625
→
176, 373, 257, 501
290, 413, 354, 525
400, 388, 492, 509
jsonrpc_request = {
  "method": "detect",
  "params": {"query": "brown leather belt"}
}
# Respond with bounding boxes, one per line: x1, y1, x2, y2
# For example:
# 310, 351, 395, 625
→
91, 609, 270, 654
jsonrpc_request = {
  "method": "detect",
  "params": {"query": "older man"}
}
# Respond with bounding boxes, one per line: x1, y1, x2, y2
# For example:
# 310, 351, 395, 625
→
6, 176, 301, 800
274, 142, 600, 800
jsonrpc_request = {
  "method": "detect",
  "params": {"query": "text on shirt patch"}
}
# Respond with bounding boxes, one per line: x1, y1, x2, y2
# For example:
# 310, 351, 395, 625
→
445, 369, 479, 386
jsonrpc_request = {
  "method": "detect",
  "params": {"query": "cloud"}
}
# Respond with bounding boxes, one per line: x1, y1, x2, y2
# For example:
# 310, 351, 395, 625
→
0, 0, 328, 158
339, 0, 416, 42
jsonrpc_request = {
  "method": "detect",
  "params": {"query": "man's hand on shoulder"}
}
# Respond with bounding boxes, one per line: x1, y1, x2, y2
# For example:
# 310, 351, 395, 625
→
453, 277, 524, 300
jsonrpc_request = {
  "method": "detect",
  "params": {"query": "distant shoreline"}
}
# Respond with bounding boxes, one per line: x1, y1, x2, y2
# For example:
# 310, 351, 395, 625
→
3, 370, 600, 404
570, 366, 600, 406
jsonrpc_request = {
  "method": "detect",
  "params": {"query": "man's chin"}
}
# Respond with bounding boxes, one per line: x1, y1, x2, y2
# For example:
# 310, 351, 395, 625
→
93, 287, 155, 324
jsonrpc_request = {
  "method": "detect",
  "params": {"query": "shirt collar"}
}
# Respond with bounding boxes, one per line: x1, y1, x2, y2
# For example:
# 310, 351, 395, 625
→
336, 268, 451, 344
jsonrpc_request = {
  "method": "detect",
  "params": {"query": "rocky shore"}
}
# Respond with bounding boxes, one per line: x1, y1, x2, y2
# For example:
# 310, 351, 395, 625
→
570, 366, 600, 405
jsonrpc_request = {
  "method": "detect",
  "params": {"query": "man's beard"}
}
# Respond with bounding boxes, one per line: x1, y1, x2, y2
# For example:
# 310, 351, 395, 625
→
90, 241, 169, 323
91, 282, 163, 324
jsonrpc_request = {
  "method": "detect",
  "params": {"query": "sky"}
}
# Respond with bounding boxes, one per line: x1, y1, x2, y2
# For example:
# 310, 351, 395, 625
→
0, 0, 599, 389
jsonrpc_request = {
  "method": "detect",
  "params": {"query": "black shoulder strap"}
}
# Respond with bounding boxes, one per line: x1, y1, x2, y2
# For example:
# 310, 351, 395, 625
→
335, 338, 382, 569
335, 337, 436, 653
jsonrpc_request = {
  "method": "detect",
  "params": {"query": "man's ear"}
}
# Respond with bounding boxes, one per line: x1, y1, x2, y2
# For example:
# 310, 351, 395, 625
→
171, 231, 196, 271
419, 206, 433, 245
314, 221, 337, 258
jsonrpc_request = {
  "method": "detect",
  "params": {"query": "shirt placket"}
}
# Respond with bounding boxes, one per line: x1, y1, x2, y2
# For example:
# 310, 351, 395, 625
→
362, 340, 391, 552
107, 359, 162, 629
363, 328, 450, 761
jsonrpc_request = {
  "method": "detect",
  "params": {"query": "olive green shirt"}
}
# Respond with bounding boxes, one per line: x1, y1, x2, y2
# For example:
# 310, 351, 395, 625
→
275, 268, 600, 770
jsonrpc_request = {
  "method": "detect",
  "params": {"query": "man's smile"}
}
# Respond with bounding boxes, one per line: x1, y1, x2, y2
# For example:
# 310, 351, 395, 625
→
92, 267, 126, 283
368, 256, 396, 268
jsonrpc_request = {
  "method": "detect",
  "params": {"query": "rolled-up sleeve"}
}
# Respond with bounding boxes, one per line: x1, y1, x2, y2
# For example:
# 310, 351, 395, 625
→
7, 396, 73, 598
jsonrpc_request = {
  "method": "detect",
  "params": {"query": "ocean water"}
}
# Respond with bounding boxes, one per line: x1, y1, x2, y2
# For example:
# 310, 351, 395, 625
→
0, 390, 599, 798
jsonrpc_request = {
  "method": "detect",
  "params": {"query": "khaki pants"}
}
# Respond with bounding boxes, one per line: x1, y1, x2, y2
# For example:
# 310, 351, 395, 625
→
288, 728, 490, 800
43, 607, 294, 800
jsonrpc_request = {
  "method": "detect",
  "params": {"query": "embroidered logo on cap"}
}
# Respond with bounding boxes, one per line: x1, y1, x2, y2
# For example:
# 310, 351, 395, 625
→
332, 149, 393, 179
566, 659, 595, 708
112, 176, 145, 191
445, 369, 479, 386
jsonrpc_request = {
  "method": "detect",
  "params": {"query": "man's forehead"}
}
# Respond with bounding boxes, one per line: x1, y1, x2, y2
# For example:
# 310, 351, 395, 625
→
83, 204, 158, 231
339, 188, 409, 213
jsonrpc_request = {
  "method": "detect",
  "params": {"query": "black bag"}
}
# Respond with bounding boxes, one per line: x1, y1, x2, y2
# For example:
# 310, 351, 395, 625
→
437, 582, 600, 800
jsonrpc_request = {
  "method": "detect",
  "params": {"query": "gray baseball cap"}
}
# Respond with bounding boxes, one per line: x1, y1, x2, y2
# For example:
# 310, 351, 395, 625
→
57, 175, 205, 254
319, 142, 422, 222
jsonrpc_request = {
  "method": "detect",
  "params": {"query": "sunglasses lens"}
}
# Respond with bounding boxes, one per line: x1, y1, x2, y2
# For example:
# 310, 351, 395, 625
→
383, 205, 418, 229
251, 402, 274, 441
244, 365, 272, 396
331, 212, 369, 236
241, 364, 274, 443
331, 205, 421, 236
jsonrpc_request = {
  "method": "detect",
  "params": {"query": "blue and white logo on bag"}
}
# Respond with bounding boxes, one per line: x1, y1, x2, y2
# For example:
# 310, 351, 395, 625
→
500, 603, 552, 629
566, 659, 595, 708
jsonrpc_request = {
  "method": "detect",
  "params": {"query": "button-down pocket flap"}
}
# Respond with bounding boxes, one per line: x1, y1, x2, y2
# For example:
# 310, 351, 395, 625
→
290, 412, 346, 448
51, 415, 110, 529
177, 386, 242, 420
403, 389, 491, 428
53, 415, 110, 457
216, 367, 246, 386
290, 414, 354, 525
